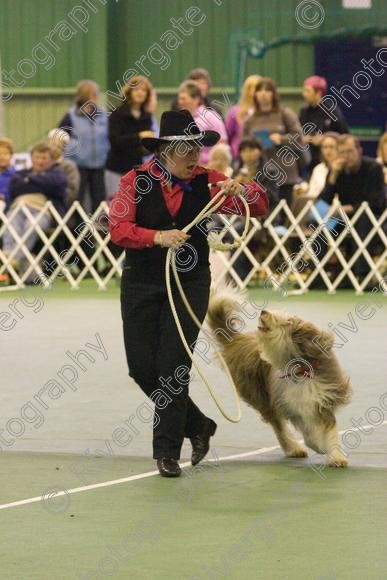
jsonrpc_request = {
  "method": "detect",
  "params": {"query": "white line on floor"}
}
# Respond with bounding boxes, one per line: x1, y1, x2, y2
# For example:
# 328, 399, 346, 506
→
0, 421, 386, 512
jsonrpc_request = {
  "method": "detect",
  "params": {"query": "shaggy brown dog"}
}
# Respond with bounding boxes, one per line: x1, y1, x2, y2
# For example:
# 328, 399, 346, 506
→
206, 288, 352, 467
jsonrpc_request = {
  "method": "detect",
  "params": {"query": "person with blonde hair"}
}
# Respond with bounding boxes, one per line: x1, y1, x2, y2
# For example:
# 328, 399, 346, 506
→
105, 76, 155, 197
224, 75, 261, 161
206, 143, 233, 177
292, 132, 339, 229
58, 79, 109, 212
293, 132, 340, 201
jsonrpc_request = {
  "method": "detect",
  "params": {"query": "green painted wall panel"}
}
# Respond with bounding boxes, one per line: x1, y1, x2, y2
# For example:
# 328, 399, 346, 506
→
1, 0, 386, 149
4, 94, 74, 150
107, 0, 386, 90
1, 0, 385, 94
0, 0, 108, 92
107, 0, 317, 90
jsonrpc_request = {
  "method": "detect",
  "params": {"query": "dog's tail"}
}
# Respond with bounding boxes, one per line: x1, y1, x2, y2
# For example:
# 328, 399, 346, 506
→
206, 283, 247, 346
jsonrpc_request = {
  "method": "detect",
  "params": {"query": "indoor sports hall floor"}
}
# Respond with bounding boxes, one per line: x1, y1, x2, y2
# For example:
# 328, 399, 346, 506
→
1, 282, 386, 579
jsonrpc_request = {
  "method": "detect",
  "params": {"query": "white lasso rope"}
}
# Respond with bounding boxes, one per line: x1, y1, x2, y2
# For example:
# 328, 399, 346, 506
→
165, 183, 251, 423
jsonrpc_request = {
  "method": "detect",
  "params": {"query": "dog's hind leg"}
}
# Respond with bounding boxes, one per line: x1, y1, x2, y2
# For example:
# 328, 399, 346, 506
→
305, 416, 348, 467
270, 417, 308, 458
323, 424, 348, 468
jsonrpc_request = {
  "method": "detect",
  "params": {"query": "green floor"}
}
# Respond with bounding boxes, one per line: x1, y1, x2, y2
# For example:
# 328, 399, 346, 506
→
1, 452, 386, 580
1, 282, 386, 579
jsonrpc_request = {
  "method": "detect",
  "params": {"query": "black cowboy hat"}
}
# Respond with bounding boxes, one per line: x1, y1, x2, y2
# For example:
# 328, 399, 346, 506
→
141, 110, 220, 153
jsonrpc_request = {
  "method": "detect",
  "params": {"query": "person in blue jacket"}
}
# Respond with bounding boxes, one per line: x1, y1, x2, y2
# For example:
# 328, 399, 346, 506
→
0, 137, 16, 209
58, 80, 110, 213
3, 143, 67, 275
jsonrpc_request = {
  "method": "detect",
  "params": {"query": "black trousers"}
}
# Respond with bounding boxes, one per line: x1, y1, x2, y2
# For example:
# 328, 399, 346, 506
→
277, 184, 295, 226
78, 168, 106, 213
74, 168, 106, 272
120, 267, 212, 459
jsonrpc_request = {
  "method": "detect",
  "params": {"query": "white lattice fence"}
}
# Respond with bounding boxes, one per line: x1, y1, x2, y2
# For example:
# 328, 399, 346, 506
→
0, 201, 386, 294
210, 199, 386, 294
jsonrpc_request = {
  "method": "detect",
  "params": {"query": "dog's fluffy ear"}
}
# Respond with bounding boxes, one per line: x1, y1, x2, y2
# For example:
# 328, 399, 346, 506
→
290, 319, 334, 360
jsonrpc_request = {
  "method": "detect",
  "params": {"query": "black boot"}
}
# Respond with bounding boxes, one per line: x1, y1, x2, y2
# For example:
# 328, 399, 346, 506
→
190, 418, 217, 466
156, 457, 181, 477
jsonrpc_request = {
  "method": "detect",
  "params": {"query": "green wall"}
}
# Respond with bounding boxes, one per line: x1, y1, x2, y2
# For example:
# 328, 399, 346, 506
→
107, 0, 313, 90
107, 0, 387, 90
0, 0, 108, 92
1, 0, 386, 92
1, 0, 386, 149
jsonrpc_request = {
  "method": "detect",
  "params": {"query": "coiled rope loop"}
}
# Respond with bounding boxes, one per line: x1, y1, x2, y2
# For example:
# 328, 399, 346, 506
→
165, 183, 251, 423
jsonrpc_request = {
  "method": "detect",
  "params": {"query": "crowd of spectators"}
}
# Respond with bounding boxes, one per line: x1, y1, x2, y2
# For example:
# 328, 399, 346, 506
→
0, 68, 386, 286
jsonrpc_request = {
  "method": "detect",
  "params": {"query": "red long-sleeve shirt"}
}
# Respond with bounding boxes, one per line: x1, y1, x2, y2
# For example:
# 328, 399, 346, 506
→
109, 161, 269, 249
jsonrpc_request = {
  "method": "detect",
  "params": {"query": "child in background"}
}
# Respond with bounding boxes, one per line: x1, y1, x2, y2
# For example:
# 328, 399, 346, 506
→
229, 137, 280, 283
234, 137, 263, 182
207, 143, 233, 177
234, 137, 278, 209
0, 138, 16, 211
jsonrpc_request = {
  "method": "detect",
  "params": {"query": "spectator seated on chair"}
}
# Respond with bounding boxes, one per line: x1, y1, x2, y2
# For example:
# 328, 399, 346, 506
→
316, 134, 385, 281
0, 137, 17, 212
234, 137, 279, 209
292, 132, 339, 229
224, 137, 279, 283
2, 143, 67, 276
48, 129, 80, 207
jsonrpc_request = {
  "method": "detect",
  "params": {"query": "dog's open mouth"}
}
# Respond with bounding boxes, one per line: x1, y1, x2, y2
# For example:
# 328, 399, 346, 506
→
257, 320, 269, 332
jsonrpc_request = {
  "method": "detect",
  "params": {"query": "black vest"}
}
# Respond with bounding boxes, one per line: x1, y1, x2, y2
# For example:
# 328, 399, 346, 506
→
124, 171, 211, 282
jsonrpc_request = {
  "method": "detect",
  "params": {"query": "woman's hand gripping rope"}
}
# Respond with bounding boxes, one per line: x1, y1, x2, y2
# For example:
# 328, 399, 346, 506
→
207, 179, 250, 251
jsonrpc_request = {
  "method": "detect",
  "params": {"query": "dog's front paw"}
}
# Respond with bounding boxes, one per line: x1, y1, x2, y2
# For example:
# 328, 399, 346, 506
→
327, 456, 348, 468
286, 446, 308, 458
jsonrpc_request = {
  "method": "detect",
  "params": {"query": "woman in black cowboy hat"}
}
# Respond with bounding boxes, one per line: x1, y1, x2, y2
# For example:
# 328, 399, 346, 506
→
110, 110, 269, 477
